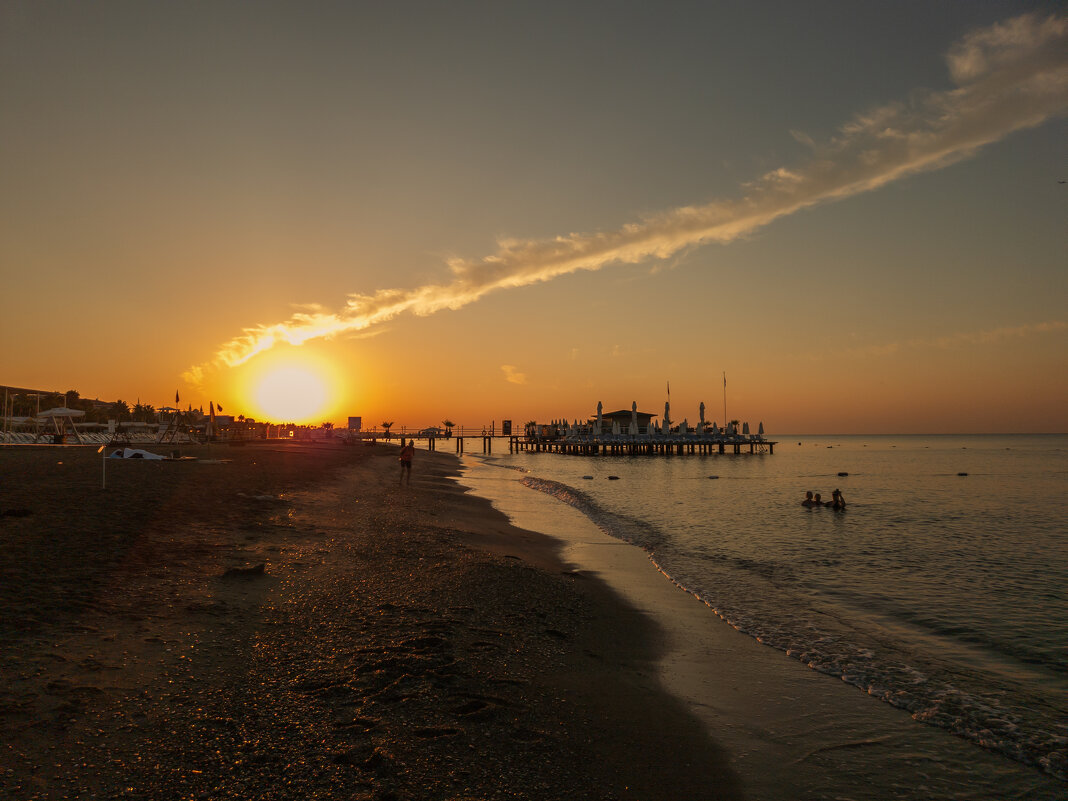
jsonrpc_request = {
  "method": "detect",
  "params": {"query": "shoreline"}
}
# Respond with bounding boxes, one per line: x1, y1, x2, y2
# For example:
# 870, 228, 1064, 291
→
455, 452, 1066, 800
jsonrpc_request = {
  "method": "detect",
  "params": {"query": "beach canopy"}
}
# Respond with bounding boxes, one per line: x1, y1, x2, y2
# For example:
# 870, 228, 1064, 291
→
36, 407, 85, 419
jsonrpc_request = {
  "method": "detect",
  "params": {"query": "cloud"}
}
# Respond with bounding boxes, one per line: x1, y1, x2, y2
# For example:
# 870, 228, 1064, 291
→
185, 12, 1068, 386
500, 364, 527, 385
926, 319, 1067, 349
845, 320, 1066, 358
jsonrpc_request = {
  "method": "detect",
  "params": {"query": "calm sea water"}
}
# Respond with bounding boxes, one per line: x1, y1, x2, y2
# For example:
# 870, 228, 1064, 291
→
461, 434, 1068, 782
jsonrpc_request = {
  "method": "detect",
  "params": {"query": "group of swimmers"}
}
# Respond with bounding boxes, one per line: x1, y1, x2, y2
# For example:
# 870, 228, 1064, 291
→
802, 489, 846, 510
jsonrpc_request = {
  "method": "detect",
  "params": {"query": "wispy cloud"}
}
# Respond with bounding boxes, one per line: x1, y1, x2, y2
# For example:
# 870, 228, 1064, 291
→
927, 320, 1067, 349
845, 320, 1066, 358
500, 364, 527, 385
185, 12, 1068, 386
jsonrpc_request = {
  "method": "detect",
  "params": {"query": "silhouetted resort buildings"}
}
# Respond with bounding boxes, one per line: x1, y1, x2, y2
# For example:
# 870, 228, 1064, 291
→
512, 401, 775, 456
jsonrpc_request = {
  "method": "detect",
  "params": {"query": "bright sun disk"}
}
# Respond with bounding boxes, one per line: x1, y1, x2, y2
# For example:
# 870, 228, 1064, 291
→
252, 364, 330, 423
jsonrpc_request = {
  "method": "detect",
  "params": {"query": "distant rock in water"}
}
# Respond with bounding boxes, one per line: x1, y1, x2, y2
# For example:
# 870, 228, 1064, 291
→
607, 476, 620, 480
222, 563, 266, 578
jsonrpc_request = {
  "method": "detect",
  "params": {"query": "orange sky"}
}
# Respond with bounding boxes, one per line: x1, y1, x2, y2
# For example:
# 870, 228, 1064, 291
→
2, 5, 1066, 433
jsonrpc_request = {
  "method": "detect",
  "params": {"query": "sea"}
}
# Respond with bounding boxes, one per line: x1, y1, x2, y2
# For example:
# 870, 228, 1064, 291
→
457, 434, 1067, 787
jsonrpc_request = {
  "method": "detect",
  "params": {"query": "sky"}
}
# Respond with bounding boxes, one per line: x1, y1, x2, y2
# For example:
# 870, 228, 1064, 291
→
2, 1, 1065, 434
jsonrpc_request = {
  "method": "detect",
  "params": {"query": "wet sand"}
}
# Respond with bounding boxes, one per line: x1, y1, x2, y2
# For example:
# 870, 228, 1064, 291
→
1, 442, 739, 800
459, 457, 1067, 801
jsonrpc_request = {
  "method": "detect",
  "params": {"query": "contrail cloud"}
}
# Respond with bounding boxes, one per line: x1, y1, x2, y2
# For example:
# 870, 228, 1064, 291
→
185, 12, 1068, 386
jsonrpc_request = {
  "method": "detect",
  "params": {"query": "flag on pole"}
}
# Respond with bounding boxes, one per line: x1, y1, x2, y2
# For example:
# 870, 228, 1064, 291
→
217, 403, 223, 412
723, 372, 726, 388
175, 389, 180, 404
667, 380, 670, 397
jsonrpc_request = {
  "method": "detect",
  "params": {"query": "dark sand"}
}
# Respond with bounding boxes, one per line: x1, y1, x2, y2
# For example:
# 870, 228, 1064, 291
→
1, 443, 740, 800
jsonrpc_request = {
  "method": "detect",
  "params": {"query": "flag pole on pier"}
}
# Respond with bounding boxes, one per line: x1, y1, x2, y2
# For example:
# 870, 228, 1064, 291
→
722, 372, 727, 425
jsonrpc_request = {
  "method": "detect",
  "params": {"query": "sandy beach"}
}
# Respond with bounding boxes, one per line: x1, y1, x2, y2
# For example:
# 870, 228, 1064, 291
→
1, 442, 737, 800
2, 441, 1063, 801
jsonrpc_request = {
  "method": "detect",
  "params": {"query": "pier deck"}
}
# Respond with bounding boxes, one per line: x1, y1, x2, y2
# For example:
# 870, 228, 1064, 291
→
507, 436, 775, 456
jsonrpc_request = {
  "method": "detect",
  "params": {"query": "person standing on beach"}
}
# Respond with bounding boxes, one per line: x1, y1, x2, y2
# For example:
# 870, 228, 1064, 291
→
399, 438, 415, 486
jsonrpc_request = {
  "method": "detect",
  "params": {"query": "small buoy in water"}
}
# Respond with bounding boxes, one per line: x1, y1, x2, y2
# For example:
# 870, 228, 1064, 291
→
582, 475, 593, 480
708, 475, 719, 480
837, 472, 848, 477
958, 472, 968, 476
607, 475, 620, 480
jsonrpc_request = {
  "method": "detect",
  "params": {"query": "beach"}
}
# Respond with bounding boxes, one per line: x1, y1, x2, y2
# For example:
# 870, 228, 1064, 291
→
2, 441, 1063, 801
1, 443, 736, 800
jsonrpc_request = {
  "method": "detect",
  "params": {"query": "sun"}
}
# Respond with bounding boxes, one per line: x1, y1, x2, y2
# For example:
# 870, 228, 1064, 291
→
245, 358, 338, 424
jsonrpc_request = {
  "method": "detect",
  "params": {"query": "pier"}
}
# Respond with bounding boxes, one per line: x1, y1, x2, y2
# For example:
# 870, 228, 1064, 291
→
353, 431, 773, 457
346, 399, 777, 458
502, 401, 775, 457
508, 434, 774, 456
